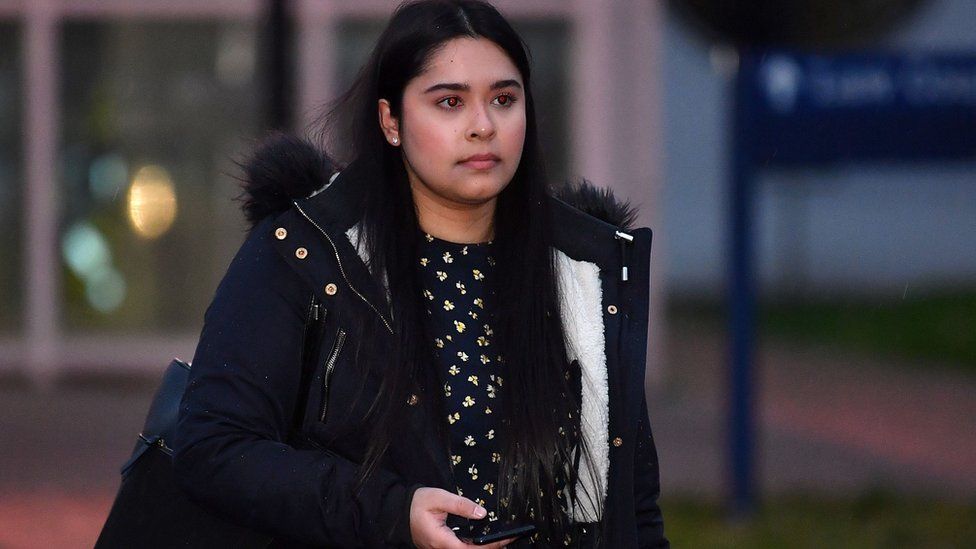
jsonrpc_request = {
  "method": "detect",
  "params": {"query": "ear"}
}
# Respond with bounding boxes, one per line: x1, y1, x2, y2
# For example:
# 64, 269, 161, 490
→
377, 99, 401, 146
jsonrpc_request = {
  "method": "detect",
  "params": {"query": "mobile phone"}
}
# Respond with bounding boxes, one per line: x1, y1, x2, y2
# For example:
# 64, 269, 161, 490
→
457, 523, 536, 545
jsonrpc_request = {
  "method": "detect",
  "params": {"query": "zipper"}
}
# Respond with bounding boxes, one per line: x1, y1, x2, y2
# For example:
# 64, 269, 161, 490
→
319, 329, 347, 423
310, 300, 324, 322
293, 294, 327, 429
293, 201, 394, 334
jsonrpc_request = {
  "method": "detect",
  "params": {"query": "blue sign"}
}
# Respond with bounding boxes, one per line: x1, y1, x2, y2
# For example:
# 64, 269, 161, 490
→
726, 51, 976, 515
740, 52, 976, 164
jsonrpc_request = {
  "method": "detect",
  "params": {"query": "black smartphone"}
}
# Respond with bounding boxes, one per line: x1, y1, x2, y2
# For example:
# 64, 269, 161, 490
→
457, 523, 536, 545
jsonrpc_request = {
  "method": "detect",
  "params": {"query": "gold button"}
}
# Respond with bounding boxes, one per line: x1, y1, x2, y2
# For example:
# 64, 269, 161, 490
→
274, 227, 287, 240
607, 305, 618, 315
324, 283, 338, 296
612, 436, 623, 447
407, 394, 419, 406
295, 247, 308, 259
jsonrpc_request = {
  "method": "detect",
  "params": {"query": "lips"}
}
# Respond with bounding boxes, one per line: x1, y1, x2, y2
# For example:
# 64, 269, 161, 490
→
459, 153, 500, 170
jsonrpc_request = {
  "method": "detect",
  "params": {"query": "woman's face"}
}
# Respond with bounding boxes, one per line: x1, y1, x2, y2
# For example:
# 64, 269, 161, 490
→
380, 37, 527, 208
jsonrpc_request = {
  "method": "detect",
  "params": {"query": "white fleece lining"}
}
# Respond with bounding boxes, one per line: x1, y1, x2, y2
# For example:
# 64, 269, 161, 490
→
554, 250, 609, 522
346, 224, 390, 299
345, 224, 368, 264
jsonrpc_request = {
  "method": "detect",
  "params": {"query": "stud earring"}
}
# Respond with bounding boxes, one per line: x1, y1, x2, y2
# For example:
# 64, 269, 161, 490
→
391, 136, 399, 145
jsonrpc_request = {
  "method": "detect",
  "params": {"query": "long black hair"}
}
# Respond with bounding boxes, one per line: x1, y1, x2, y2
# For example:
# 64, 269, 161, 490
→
314, 0, 601, 538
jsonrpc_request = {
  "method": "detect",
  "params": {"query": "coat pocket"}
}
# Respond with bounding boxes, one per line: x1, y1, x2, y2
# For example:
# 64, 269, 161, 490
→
319, 329, 346, 423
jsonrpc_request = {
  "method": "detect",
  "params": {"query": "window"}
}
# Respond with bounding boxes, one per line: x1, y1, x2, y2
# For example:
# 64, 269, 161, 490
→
59, 20, 260, 331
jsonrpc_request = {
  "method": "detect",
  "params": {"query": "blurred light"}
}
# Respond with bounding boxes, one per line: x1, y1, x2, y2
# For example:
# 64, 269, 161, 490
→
127, 165, 178, 240
761, 55, 802, 114
62, 221, 127, 313
89, 153, 128, 203
62, 221, 111, 278
85, 264, 127, 313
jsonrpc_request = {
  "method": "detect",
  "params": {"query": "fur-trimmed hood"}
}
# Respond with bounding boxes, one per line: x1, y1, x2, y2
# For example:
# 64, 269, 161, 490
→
239, 133, 637, 230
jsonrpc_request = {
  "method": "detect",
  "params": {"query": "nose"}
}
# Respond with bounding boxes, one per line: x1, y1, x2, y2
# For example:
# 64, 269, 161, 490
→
466, 105, 496, 141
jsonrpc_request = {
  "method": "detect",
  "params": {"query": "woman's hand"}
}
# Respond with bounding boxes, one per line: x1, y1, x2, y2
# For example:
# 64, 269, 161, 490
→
409, 487, 514, 548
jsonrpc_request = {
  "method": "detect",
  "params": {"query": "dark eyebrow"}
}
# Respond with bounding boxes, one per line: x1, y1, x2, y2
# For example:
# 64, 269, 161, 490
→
423, 79, 523, 94
491, 79, 522, 91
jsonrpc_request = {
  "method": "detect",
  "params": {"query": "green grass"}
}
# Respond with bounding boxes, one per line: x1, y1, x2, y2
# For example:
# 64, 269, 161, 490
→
761, 292, 976, 371
663, 492, 976, 548
670, 291, 976, 373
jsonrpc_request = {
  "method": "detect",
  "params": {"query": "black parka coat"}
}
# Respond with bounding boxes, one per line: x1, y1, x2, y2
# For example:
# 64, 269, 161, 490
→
172, 137, 667, 548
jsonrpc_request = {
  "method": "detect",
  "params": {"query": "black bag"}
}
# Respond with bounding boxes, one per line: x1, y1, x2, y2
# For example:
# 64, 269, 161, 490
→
94, 359, 273, 548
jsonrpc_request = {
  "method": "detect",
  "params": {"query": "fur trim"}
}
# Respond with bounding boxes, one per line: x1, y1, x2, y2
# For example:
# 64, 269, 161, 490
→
239, 133, 337, 228
555, 179, 638, 230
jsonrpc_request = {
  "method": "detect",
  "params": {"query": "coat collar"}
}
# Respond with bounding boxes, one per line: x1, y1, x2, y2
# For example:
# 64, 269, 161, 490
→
293, 170, 364, 234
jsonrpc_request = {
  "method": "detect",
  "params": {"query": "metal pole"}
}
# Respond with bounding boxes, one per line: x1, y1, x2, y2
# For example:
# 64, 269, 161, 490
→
728, 51, 757, 516
267, 0, 293, 131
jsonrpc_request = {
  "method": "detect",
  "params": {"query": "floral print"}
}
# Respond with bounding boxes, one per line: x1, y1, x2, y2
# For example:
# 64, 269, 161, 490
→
418, 232, 503, 522
418, 232, 581, 545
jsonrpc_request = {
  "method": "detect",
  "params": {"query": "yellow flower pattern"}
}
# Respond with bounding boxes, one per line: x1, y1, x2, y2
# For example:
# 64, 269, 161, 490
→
417, 233, 510, 524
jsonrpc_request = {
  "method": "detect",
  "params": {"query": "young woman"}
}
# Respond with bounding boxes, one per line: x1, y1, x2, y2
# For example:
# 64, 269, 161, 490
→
173, 1, 667, 547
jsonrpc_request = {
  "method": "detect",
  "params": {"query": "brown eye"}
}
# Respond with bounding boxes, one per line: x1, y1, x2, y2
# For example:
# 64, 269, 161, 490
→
492, 93, 517, 107
439, 96, 461, 109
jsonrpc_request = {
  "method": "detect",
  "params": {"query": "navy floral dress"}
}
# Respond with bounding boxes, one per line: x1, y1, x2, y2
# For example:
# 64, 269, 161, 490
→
417, 233, 506, 522
417, 233, 586, 546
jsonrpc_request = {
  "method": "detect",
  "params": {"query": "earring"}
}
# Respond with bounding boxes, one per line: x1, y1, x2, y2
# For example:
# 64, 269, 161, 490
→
391, 136, 399, 145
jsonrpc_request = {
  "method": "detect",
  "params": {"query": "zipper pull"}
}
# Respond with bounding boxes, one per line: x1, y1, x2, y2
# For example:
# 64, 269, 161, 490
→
312, 302, 322, 321
614, 230, 634, 282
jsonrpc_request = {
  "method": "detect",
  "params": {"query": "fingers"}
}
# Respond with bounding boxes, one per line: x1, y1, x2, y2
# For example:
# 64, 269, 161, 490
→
445, 492, 487, 519
410, 488, 494, 548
